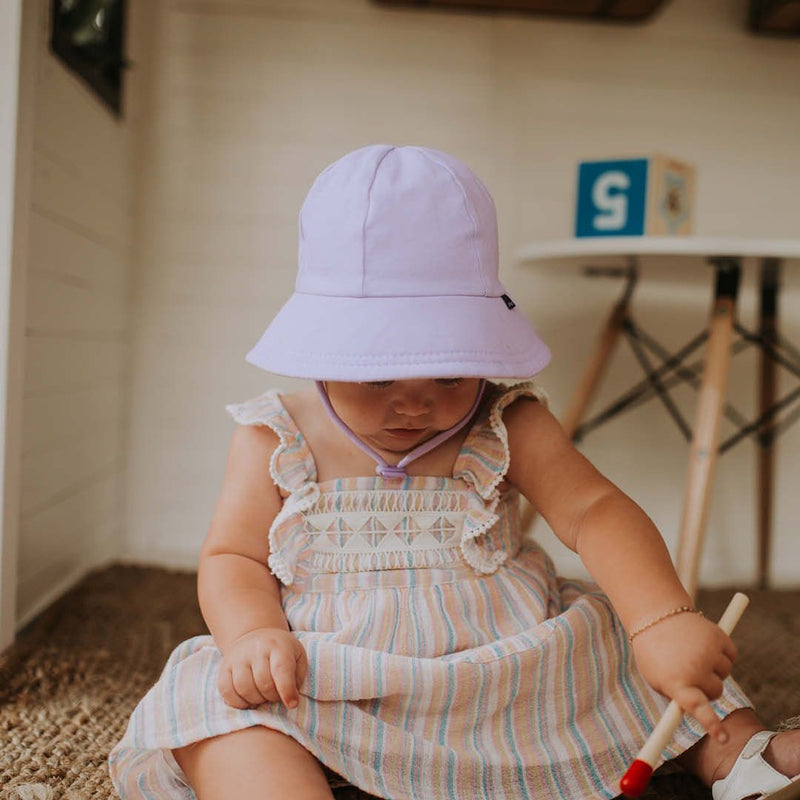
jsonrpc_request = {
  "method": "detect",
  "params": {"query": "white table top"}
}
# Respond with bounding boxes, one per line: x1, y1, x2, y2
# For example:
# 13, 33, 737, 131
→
517, 236, 800, 262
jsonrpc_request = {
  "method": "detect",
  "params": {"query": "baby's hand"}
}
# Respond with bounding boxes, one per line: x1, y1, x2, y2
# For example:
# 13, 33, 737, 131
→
630, 611, 737, 743
217, 627, 308, 710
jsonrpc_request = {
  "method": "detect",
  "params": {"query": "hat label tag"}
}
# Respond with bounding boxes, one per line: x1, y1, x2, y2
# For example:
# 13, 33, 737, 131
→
501, 294, 516, 309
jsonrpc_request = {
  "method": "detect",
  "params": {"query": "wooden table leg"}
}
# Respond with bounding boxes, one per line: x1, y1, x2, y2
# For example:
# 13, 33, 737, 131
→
520, 294, 629, 533
757, 258, 780, 590
675, 259, 741, 599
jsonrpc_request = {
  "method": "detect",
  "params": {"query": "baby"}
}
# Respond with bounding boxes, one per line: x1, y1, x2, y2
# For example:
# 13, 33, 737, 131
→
109, 144, 800, 800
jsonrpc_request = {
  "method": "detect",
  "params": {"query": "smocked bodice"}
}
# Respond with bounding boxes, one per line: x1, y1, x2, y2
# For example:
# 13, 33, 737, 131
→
224, 382, 548, 587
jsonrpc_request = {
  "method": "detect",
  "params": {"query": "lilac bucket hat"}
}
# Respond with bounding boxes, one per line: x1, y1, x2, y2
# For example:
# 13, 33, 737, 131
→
246, 144, 550, 381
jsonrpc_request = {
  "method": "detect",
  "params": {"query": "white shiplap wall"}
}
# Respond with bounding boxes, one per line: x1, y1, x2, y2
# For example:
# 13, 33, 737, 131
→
121, 0, 504, 568
14, 0, 152, 627
112, 0, 800, 588
1, 0, 28, 650
495, 2, 800, 585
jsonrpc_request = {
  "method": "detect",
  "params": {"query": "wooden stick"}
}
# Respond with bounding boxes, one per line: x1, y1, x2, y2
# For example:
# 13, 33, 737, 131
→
619, 592, 750, 798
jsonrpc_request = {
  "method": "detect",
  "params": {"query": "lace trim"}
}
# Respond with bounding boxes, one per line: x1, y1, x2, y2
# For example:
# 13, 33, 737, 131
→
225, 390, 317, 494
226, 390, 319, 585
483, 381, 549, 499
454, 381, 549, 501
311, 488, 471, 515
309, 531, 461, 553
459, 500, 504, 575
306, 512, 461, 551
455, 381, 549, 575
268, 483, 320, 585
306, 546, 463, 574
301, 490, 467, 574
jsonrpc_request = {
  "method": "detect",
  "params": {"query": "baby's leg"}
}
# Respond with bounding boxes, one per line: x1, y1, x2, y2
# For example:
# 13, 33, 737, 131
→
173, 726, 335, 800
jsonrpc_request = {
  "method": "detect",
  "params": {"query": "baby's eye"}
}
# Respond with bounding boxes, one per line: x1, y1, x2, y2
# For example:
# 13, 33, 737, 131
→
435, 378, 463, 387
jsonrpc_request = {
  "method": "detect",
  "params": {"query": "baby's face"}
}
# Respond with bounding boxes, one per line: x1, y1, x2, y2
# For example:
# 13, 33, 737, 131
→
325, 378, 483, 455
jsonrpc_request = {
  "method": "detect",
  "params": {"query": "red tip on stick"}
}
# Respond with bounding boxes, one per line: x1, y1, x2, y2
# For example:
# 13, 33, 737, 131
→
619, 759, 653, 798
619, 592, 750, 798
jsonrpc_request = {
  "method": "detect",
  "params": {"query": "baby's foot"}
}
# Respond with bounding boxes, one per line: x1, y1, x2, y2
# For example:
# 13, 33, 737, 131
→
712, 728, 800, 800
763, 728, 800, 783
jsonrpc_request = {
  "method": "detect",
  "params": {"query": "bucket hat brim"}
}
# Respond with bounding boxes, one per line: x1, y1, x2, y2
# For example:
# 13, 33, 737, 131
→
246, 292, 551, 382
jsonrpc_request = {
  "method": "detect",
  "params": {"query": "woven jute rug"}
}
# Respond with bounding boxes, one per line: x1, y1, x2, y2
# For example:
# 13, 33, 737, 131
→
1, 564, 799, 800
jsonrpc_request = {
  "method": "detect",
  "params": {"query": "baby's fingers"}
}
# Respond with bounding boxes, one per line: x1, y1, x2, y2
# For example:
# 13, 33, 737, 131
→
713, 653, 733, 681
721, 635, 738, 664
251, 657, 280, 704
270, 648, 300, 709
674, 686, 728, 744
295, 641, 309, 689
218, 664, 262, 709
231, 663, 270, 707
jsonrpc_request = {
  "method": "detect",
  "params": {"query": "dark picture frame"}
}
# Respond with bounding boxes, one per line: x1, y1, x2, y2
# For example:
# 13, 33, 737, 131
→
749, 0, 800, 35
371, 0, 669, 23
50, 0, 127, 117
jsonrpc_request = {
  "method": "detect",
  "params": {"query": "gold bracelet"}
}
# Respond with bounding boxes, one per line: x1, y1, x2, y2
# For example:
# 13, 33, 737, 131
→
627, 605, 703, 643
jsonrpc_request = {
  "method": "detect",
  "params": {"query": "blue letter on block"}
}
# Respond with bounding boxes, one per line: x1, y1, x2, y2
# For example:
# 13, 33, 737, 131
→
575, 159, 648, 237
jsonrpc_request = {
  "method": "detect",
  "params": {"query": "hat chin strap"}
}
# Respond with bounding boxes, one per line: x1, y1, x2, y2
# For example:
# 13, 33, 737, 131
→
315, 379, 487, 479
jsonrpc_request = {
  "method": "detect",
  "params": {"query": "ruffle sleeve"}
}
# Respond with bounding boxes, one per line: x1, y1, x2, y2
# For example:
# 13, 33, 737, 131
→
225, 391, 319, 586
453, 381, 550, 575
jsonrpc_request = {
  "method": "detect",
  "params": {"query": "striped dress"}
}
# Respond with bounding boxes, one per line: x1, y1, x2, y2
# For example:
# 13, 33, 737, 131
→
108, 382, 751, 800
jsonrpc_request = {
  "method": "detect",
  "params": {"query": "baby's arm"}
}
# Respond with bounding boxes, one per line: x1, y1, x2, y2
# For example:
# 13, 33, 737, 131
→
504, 397, 736, 743
197, 424, 307, 709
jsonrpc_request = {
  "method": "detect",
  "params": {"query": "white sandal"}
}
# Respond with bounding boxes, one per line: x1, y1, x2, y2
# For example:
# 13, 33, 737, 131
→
712, 730, 800, 800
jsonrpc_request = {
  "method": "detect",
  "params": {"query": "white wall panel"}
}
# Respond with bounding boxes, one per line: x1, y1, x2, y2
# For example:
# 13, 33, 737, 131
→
117, 0, 800, 589
14, 0, 149, 628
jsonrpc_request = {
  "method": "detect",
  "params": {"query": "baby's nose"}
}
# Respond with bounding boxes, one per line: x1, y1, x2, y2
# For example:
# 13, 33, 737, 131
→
392, 390, 431, 416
